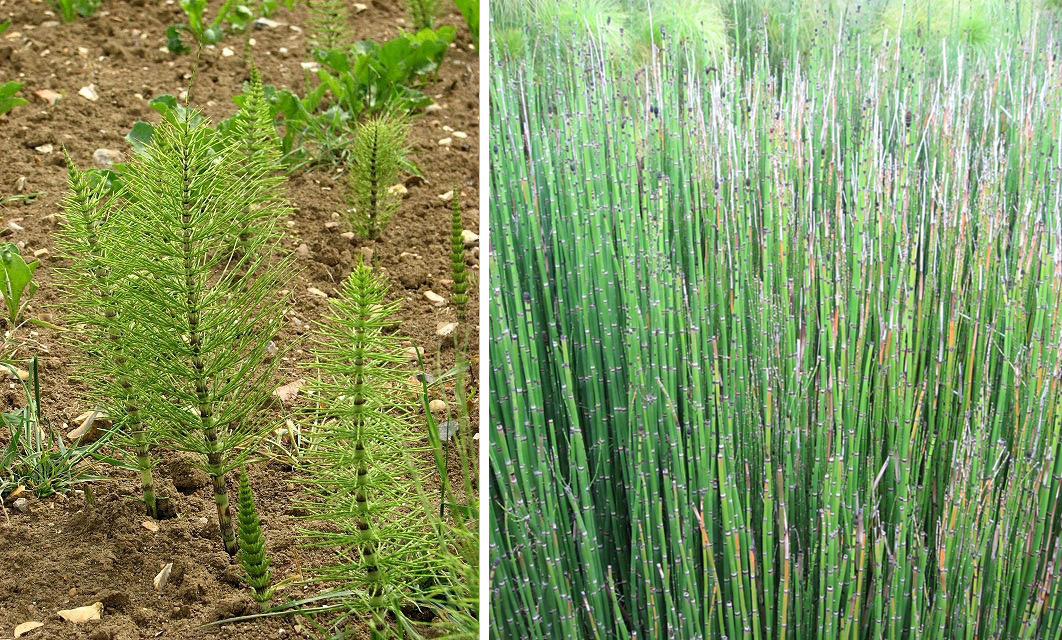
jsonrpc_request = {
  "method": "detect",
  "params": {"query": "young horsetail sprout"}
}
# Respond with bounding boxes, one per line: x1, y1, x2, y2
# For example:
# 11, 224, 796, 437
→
489, 7, 1062, 639
229, 66, 287, 251
302, 262, 437, 636
407, 0, 438, 30
306, 0, 351, 52
55, 160, 159, 518
237, 467, 272, 602
345, 116, 409, 240
105, 109, 291, 555
449, 187, 469, 331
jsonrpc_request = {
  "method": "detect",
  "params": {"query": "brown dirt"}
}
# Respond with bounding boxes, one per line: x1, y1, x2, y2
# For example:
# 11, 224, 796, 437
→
0, 0, 479, 638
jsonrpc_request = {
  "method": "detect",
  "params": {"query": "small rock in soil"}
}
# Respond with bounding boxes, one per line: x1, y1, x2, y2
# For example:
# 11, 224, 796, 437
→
424, 291, 446, 305
436, 322, 458, 338
13, 497, 28, 512
429, 399, 447, 412
154, 563, 173, 591
34, 144, 53, 154
353, 3, 367, 12
13, 621, 44, 638
405, 346, 423, 362
295, 243, 310, 258
308, 287, 328, 299
92, 148, 123, 168
8, 366, 29, 381
438, 420, 459, 443
453, 131, 468, 139
254, 17, 282, 28
32, 248, 49, 259
388, 183, 408, 197
77, 85, 99, 102
324, 221, 340, 231
438, 137, 452, 147
77, 46, 88, 57
439, 190, 454, 202
339, 231, 355, 241
425, 104, 443, 113
221, 47, 234, 57
461, 230, 479, 246
8, 221, 23, 231
33, 89, 61, 104
274, 379, 306, 404
360, 247, 374, 263
141, 520, 159, 533
57, 602, 102, 623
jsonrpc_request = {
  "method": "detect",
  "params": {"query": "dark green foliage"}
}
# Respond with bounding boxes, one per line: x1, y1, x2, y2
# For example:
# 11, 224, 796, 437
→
307, 0, 351, 52
313, 27, 457, 117
237, 467, 272, 602
407, 0, 438, 30
346, 116, 409, 240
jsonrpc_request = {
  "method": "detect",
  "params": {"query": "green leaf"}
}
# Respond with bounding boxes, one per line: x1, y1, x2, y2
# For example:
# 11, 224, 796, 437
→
125, 121, 155, 155
0, 244, 38, 326
203, 25, 225, 44
166, 25, 190, 54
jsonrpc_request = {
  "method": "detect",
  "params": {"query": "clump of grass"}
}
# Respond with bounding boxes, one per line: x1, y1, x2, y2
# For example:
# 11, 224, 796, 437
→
345, 116, 410, 240
489, 13, 1062, 639
237, 467, 272, 602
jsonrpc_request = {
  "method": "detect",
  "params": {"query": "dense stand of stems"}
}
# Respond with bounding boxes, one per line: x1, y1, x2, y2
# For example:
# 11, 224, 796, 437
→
490, 20, 1062, 640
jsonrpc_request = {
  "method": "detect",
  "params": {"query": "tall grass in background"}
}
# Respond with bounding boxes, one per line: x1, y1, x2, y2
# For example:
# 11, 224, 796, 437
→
489, 5, 1062, 638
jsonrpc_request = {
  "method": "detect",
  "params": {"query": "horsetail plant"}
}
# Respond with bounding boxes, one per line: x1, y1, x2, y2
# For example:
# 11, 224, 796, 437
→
55, 160, 159, 518
307, 0, 351, 52
302, 262, 438, 636
237, 467, 273, 602
406, 0, 438, 30
80, 109, 292, 554
449, 188, 469, 330
345, 116, 409, 240
229, 66, 287, 251
490, 12, 1062, 640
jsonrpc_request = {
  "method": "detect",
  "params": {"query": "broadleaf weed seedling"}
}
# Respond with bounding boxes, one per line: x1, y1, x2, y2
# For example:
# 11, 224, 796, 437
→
345, 116, 410, 240
0, 81, 27, 118
0, 244, 38, 330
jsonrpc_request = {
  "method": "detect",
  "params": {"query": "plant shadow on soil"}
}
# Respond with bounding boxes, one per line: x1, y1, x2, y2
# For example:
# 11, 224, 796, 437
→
0, 0, 479, 637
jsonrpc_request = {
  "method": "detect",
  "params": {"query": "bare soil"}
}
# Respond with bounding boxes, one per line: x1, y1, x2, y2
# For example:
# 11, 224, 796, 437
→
0, 0, 479, 638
